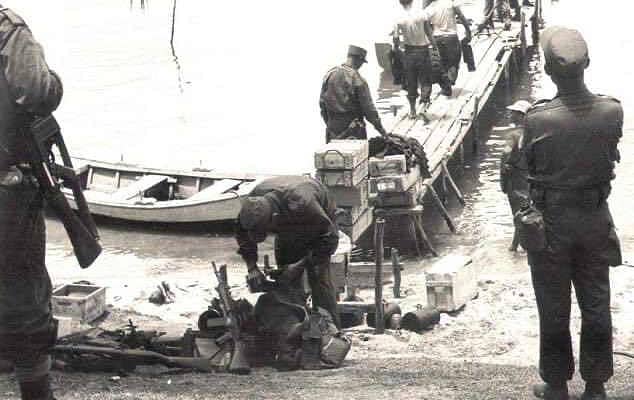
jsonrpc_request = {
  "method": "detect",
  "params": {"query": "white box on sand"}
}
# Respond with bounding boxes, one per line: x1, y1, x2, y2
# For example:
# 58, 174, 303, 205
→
52, 284, 106, 323
425, 255, 477, 312
54, 315, 81, 338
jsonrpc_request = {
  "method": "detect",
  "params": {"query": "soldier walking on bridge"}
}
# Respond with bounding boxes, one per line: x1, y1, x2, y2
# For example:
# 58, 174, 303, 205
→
319, 45, 388, 143
523, 27, 623, 400
393, 0, 446, 120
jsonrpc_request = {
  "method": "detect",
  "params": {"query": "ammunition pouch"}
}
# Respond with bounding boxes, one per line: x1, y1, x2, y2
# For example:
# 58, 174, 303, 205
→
514, 204, 547, 253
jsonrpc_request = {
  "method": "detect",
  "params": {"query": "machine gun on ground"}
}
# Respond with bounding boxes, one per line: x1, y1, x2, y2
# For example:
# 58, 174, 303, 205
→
210, 261, 251, 375
19, 114, 101, 268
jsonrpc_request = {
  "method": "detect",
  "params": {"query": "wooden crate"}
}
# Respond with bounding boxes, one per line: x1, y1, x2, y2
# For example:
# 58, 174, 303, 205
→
339, 207, 373, 242
330, 252, 347, 293
369, 155, 407, 177
347, 261, 393, 288
328, 178, 368, 207
369, 180, 422, 208
369, 166, 420, 193
314, 139, 368, 170
315, 159, 368, 187
52, 284, 106, 323
425, 255, 477, 312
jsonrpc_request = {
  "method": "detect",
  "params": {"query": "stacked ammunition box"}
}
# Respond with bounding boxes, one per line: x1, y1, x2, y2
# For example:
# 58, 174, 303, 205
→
368, 154, 421, 207
314, 140, 372, 242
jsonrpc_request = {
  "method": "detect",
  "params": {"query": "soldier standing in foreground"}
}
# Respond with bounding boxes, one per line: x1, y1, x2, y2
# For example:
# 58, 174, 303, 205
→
319, 45, 388, 143
523, 27, 622, 400
0, 6, 64, 400
500, 100, 530, 252
235, 176, 341, 328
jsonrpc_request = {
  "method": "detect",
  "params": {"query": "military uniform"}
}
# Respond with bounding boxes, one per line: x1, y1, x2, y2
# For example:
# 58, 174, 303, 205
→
319, 54, 384, 143
500, 125, 529, 249
0, 6, 63, 400
236, 176, 340, 327
522, 26, 622, 394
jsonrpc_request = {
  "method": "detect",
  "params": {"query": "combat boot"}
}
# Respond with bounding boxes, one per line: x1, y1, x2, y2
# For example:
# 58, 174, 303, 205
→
580, 382, 607, 400
18, 375, 55, 400
533, 382, 569, 400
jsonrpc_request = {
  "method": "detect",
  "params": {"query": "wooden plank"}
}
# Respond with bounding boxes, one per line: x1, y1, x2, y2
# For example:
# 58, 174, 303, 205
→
110, 174, 169, 201
188, 179, 241, 201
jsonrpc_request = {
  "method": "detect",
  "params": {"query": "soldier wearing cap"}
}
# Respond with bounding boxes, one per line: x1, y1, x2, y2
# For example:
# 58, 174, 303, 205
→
319, 45, 388, 143
0, 5, 63, 400
500, 99, 530, 252
235, 176, 341, 328
523, 26, 622, 400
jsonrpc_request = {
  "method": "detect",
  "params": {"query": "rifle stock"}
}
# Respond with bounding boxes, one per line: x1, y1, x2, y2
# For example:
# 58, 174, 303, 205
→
19, 114, 101, 268
53, 345, 215, 372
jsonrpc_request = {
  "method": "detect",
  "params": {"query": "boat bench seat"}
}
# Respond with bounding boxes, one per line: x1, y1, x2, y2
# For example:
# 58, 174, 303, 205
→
187, 179, 241, 201
111, 174, 170, 201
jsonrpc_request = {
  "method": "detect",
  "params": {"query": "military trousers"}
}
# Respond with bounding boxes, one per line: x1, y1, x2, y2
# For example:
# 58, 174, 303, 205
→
527, 199, 614, 385
435, 35, 462, 85
0, 182, 55, 386
404, 46, 434, 104
274, 234, 340, 328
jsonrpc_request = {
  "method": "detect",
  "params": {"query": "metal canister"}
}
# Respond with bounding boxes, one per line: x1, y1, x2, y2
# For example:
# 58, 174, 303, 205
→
367, 302, 401, 329
400, 305, 440, 333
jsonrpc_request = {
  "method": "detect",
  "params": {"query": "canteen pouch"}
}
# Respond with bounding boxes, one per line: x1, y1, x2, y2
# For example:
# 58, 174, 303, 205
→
514, 205, 547, 252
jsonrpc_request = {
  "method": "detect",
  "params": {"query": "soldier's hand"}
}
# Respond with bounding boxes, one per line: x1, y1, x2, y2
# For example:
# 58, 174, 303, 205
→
246, 266, 265, 292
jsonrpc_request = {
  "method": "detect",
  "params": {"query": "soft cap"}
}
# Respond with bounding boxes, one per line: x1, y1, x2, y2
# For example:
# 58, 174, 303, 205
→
540, 26, 589, 76
347, 45, 368, 63
506, 100, 532, 114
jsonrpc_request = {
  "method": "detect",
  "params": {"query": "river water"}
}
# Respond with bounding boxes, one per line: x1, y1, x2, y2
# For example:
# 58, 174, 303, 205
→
5, 1, 632, 308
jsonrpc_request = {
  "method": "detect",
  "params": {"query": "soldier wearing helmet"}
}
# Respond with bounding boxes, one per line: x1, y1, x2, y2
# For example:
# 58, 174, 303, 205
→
236, 176, 340, 328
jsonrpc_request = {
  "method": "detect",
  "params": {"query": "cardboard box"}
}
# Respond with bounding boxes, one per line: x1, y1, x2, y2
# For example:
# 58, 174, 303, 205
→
339, 207, 373, 242
369, 155, 407, 177
425, 255, 477, 312
314, 139, 368, 170
328, 178, 368, 207
369, 166, 420, 193
315, 159, 368, 187
55, 315, 81, 338
52, 284, 106, 323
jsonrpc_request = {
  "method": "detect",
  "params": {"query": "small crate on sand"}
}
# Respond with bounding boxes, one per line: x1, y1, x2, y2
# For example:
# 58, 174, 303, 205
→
52, 284, 106, 323
425, 255, 477, 312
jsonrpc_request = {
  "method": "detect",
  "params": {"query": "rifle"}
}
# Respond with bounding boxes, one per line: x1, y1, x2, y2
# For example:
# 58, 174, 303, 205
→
211, 261, 251, 375
18, 114, 101, 268
53, 344, 214, 372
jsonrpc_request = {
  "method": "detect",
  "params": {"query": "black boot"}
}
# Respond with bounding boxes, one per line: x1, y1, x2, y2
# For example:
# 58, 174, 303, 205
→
533, 382, 568, 400
580, 382, 607, 400
18, 375, 55, 400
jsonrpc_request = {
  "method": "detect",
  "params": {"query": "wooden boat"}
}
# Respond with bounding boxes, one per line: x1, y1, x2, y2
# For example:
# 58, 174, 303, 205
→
62, 158, 272, 223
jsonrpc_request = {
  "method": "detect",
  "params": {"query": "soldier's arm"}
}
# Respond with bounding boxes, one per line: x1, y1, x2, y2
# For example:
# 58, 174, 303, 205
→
424, 20, 438, 49
356, 78, 387, 136
608, 103, 623, 163
2, 25, 63, 115
454, 5, 472, 42
235, 219, 259, 270
319, 79, 329, 124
